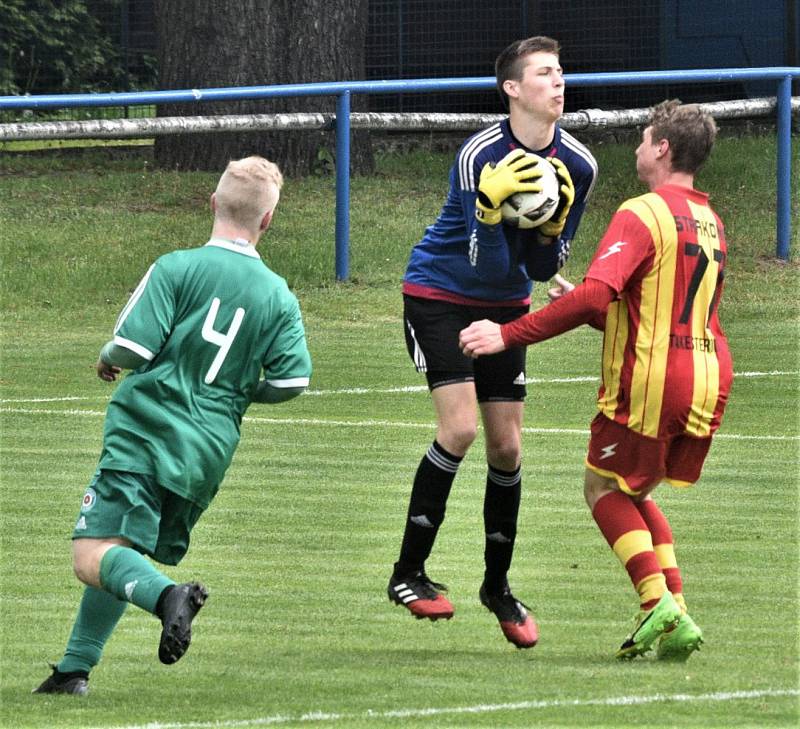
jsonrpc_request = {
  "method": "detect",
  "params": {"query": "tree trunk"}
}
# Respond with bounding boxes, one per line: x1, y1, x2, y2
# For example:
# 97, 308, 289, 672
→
153, 0, 373, 176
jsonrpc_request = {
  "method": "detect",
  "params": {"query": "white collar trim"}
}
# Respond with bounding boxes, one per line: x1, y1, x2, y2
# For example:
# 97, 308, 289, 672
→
206, 237, 260, 258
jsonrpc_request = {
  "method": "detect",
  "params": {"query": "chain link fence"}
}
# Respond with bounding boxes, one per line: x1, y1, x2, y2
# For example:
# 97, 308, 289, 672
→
2, 0, 797, 121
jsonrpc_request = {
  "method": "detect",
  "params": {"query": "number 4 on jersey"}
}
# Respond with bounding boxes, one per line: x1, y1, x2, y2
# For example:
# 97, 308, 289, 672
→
201, 297, 245, 384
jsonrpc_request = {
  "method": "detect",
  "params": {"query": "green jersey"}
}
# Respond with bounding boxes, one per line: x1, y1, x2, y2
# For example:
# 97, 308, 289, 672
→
98, 238, 311, 509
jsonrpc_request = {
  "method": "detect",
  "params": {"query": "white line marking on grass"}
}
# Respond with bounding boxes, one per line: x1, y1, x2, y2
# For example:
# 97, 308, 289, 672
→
733, 370, 800, 378
2, 407, 798, 440
0, 395, 89, 403
1, 368, 797, 405
3, 407, 106, 417
305, 385, 427, 395
90, 688, 799, 729
305, 375, 600, 395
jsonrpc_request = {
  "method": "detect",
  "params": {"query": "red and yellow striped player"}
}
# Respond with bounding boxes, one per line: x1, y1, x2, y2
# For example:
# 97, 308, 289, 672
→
459, 99, 731, 660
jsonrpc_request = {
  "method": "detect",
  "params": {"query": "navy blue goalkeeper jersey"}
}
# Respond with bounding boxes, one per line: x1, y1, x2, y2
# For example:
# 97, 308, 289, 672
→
403, 119, 597, 305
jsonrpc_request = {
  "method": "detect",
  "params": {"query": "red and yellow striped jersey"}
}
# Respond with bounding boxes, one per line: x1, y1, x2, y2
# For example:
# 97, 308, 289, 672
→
586, 184, 733, 439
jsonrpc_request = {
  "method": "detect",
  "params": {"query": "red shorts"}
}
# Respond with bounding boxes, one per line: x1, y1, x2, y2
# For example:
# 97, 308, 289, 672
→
585, 413, 713, 495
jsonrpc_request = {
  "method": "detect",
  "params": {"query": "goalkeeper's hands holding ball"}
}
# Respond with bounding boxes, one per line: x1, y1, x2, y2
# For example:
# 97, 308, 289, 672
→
475, 149, 544, 225
537, 157, 575, 238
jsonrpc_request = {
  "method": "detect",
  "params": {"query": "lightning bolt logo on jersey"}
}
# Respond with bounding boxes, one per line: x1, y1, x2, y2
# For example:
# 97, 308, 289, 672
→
598, 241, 627, 260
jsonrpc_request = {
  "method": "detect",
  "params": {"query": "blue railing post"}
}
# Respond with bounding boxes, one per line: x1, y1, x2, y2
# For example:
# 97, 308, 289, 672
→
1, 68, 797, 268
776, 76, 793, 261
335, 91, 351, 280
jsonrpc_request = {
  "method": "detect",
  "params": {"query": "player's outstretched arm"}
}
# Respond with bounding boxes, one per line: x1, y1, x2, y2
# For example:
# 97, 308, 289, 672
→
459, 319, 506, 358
461, 278, 616, 357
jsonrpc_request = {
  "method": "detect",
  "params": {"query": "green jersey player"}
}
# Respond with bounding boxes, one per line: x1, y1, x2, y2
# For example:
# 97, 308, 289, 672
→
35, 156, 311, 696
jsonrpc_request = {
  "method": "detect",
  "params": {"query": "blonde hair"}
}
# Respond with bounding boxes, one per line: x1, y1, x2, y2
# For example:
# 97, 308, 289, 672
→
214, 156, 284, 230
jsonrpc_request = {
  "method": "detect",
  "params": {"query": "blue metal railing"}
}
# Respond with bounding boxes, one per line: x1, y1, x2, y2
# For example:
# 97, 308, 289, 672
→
2, 67, 798, 276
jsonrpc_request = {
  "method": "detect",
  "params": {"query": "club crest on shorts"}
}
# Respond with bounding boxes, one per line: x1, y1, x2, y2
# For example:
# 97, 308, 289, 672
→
80, 487, 97, 513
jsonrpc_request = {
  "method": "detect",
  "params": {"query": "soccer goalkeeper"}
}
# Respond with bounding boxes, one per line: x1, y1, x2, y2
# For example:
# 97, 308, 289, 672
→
34, 156, 312, 695
387, 36, 597, 649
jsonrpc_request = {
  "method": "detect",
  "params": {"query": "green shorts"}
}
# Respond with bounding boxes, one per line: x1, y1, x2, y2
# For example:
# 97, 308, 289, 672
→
73, 469, 205, 566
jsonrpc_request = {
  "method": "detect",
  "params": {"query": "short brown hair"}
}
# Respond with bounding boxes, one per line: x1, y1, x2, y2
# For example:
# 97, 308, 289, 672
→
649, 100, 717, 174
495, 36, 561, 109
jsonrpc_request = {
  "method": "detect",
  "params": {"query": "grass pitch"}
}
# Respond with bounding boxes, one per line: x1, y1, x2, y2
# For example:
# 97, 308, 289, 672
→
1, 136, 798, 728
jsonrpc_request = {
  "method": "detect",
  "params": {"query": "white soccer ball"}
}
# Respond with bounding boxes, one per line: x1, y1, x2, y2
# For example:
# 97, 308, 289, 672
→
500, 153, 560, 229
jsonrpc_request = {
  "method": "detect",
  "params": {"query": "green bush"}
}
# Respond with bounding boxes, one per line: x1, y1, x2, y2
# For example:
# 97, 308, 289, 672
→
0, 0, 155, 97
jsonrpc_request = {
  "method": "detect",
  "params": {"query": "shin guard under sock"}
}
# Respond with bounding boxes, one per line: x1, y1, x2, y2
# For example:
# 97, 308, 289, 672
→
483, 464, 521, 592
395, 441, 462, 576
99, 545, 175, 614
57, 585, 128, 675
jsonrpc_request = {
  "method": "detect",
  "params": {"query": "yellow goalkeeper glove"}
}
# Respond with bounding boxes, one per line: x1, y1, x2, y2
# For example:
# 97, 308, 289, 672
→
538, 157, 575, 238
475, 149, 543, 225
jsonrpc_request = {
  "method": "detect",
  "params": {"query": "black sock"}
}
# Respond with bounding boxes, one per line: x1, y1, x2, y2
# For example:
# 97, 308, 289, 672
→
154, 584, 175, 621
395, 441, 462, 577
483, 464, 521, 592
54, 667, 89, 681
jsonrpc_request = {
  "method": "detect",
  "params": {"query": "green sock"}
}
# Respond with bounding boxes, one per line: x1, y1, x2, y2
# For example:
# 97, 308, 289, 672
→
99, 545, 174, 614
58, 586, 127, 674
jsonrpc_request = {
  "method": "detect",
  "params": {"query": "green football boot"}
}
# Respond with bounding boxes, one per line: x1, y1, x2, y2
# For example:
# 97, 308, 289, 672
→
656, 612, 704, 661
615, 591, 681, 660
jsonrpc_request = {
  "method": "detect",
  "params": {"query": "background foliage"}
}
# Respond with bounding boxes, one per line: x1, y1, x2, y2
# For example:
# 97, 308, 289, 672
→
0, 0, 156, 96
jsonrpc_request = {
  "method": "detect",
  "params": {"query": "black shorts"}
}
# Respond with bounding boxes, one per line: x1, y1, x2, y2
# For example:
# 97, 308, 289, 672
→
403, 294, 528, 401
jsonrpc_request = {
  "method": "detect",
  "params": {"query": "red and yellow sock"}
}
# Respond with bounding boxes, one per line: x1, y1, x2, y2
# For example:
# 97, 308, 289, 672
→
592, 491, 666, 610
635, 499, 686, 612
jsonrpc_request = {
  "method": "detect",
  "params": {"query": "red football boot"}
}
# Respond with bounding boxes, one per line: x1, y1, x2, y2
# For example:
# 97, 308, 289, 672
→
479, 581, 538, 648
388, 571, 454, 621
